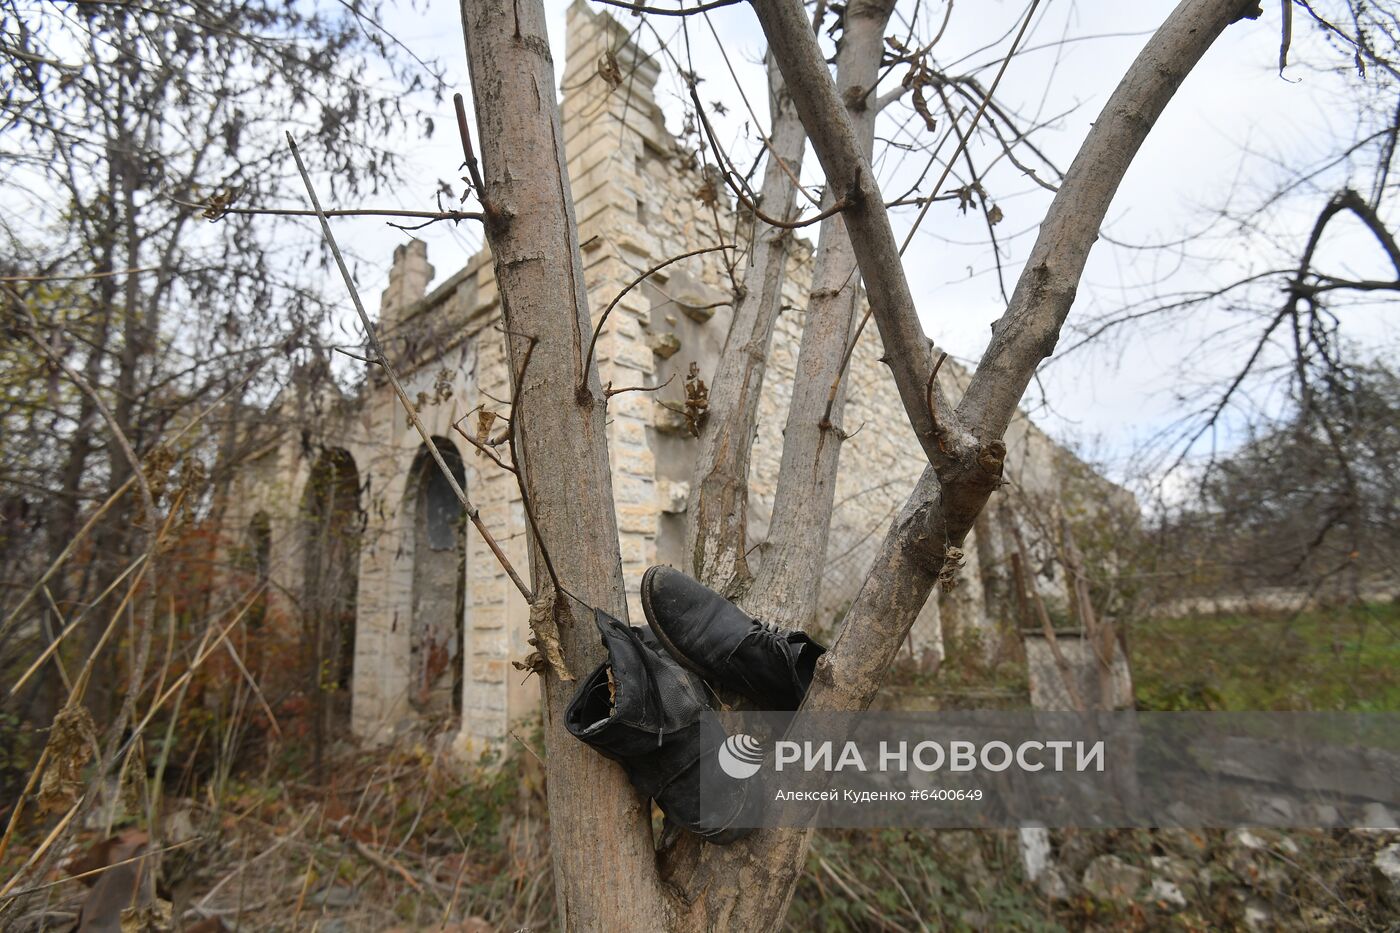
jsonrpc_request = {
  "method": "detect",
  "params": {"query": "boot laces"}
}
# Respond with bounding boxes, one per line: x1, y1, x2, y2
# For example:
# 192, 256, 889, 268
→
745, 618, 789, 648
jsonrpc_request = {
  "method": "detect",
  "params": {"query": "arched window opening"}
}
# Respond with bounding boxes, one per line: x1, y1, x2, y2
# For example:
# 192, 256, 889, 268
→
245, 510, 272, 628
302, 448, 363, 763
408, 438, 467, 720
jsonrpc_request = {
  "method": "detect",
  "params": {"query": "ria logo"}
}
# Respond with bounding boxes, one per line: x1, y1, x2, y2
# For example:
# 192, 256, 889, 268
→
717, 733, 765, 779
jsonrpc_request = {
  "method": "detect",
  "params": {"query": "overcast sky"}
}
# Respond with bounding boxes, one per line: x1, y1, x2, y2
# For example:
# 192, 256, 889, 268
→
315, 0, 1398, 490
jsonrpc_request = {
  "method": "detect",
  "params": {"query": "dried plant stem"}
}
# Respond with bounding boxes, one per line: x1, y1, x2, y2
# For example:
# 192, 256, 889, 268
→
0, 794, 83, 899
7, 554, 146, 698
0, 749, 49, 868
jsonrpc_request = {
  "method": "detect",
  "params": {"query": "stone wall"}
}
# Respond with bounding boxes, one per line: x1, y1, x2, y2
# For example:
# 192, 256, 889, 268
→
220, 0, 1135, 754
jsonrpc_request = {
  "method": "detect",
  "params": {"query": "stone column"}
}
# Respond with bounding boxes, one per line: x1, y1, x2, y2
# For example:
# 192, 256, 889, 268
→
379, 239, 434, 332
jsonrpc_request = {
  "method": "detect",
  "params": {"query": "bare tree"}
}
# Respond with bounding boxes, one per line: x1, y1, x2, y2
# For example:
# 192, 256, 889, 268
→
0, 0, 434, 726
1152, 359, 1400, 601
1058, 1, 1400, 503
454, 0, 1262, 928
0, 0, 441, 904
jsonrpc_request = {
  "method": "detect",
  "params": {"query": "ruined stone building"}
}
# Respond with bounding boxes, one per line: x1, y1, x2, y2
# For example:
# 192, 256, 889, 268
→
221, 1, 1134, 755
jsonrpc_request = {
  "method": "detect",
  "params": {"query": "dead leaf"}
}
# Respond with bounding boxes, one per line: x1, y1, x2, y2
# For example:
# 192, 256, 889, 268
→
694, 166, 722, 207
938, 546, 966, 592
39, 703, 96, 814
512, 652, 546, 679
683, 362, 710, 437
473, 410, 498, 454
527, 593, 573, 682
912, 85, 937, 133
987, 204, 1004, 226
200, 188, 236, 221
120, 899, 172, 933
598, 51, 622, 89
118, 737, 146, 817
434, 368, 454, 402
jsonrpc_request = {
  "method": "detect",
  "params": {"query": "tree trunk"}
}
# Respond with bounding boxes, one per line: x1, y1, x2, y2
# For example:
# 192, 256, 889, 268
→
457, 0, 1260, 927
752, 0, 973, 472
458, 0, 669, 926
685, 56, 806, 593
747, 0, 897, 633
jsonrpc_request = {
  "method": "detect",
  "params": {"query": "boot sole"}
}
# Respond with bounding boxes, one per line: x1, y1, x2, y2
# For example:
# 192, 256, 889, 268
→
640, 565, 717, 684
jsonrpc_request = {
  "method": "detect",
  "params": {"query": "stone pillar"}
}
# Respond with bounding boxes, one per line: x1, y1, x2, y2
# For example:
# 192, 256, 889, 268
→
379, 239, 434, 331
1023, 630, 1134, 711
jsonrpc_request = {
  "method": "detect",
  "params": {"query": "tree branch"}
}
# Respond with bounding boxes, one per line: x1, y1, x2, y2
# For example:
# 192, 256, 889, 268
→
458, 0, 670, 924
752, 0, 977, 473
183, 201, 483, 224
957, 0, 1263, 447
687, 81, 848, 231
748, 0, 899, 635
579, 243, 734, 396
685, 53, 807, 592
592, 0, 745, 15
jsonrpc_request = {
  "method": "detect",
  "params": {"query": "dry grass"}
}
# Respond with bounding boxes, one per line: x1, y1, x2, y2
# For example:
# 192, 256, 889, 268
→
1, 733, 555, 932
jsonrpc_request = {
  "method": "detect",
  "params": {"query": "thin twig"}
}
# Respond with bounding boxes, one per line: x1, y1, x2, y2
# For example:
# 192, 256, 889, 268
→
818, 0, 1041, 434
579, 243, 734, 393
22, 315, 157, 529
821, 301, 871, 430
8, 555, 146, 698
184, 201, 483, 224
897, 0, 1043, 256
687, 81, 850, 230
0, 748, 47, 868
286, 133, 532, 601
593, 0, 744, 15
504, 338, 563, 599
605, 373, 676, 397
453, 93, 489, 210
510, 730, 546, 766
0, 353, 258, 647
0, 839, 199, 901
0, 796, 82, 899
924, 350, 949, 441
0, 266, 159, 282
331, 346, 378, 365
451, 415, 517, 474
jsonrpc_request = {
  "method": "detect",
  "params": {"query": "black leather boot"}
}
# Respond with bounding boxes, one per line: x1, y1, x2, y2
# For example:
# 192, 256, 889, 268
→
565, 609, 754, 844
640, 565, 826, 711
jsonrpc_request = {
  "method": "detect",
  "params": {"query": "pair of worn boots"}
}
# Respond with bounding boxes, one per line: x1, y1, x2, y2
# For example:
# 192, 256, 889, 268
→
565, 566, 826, 844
